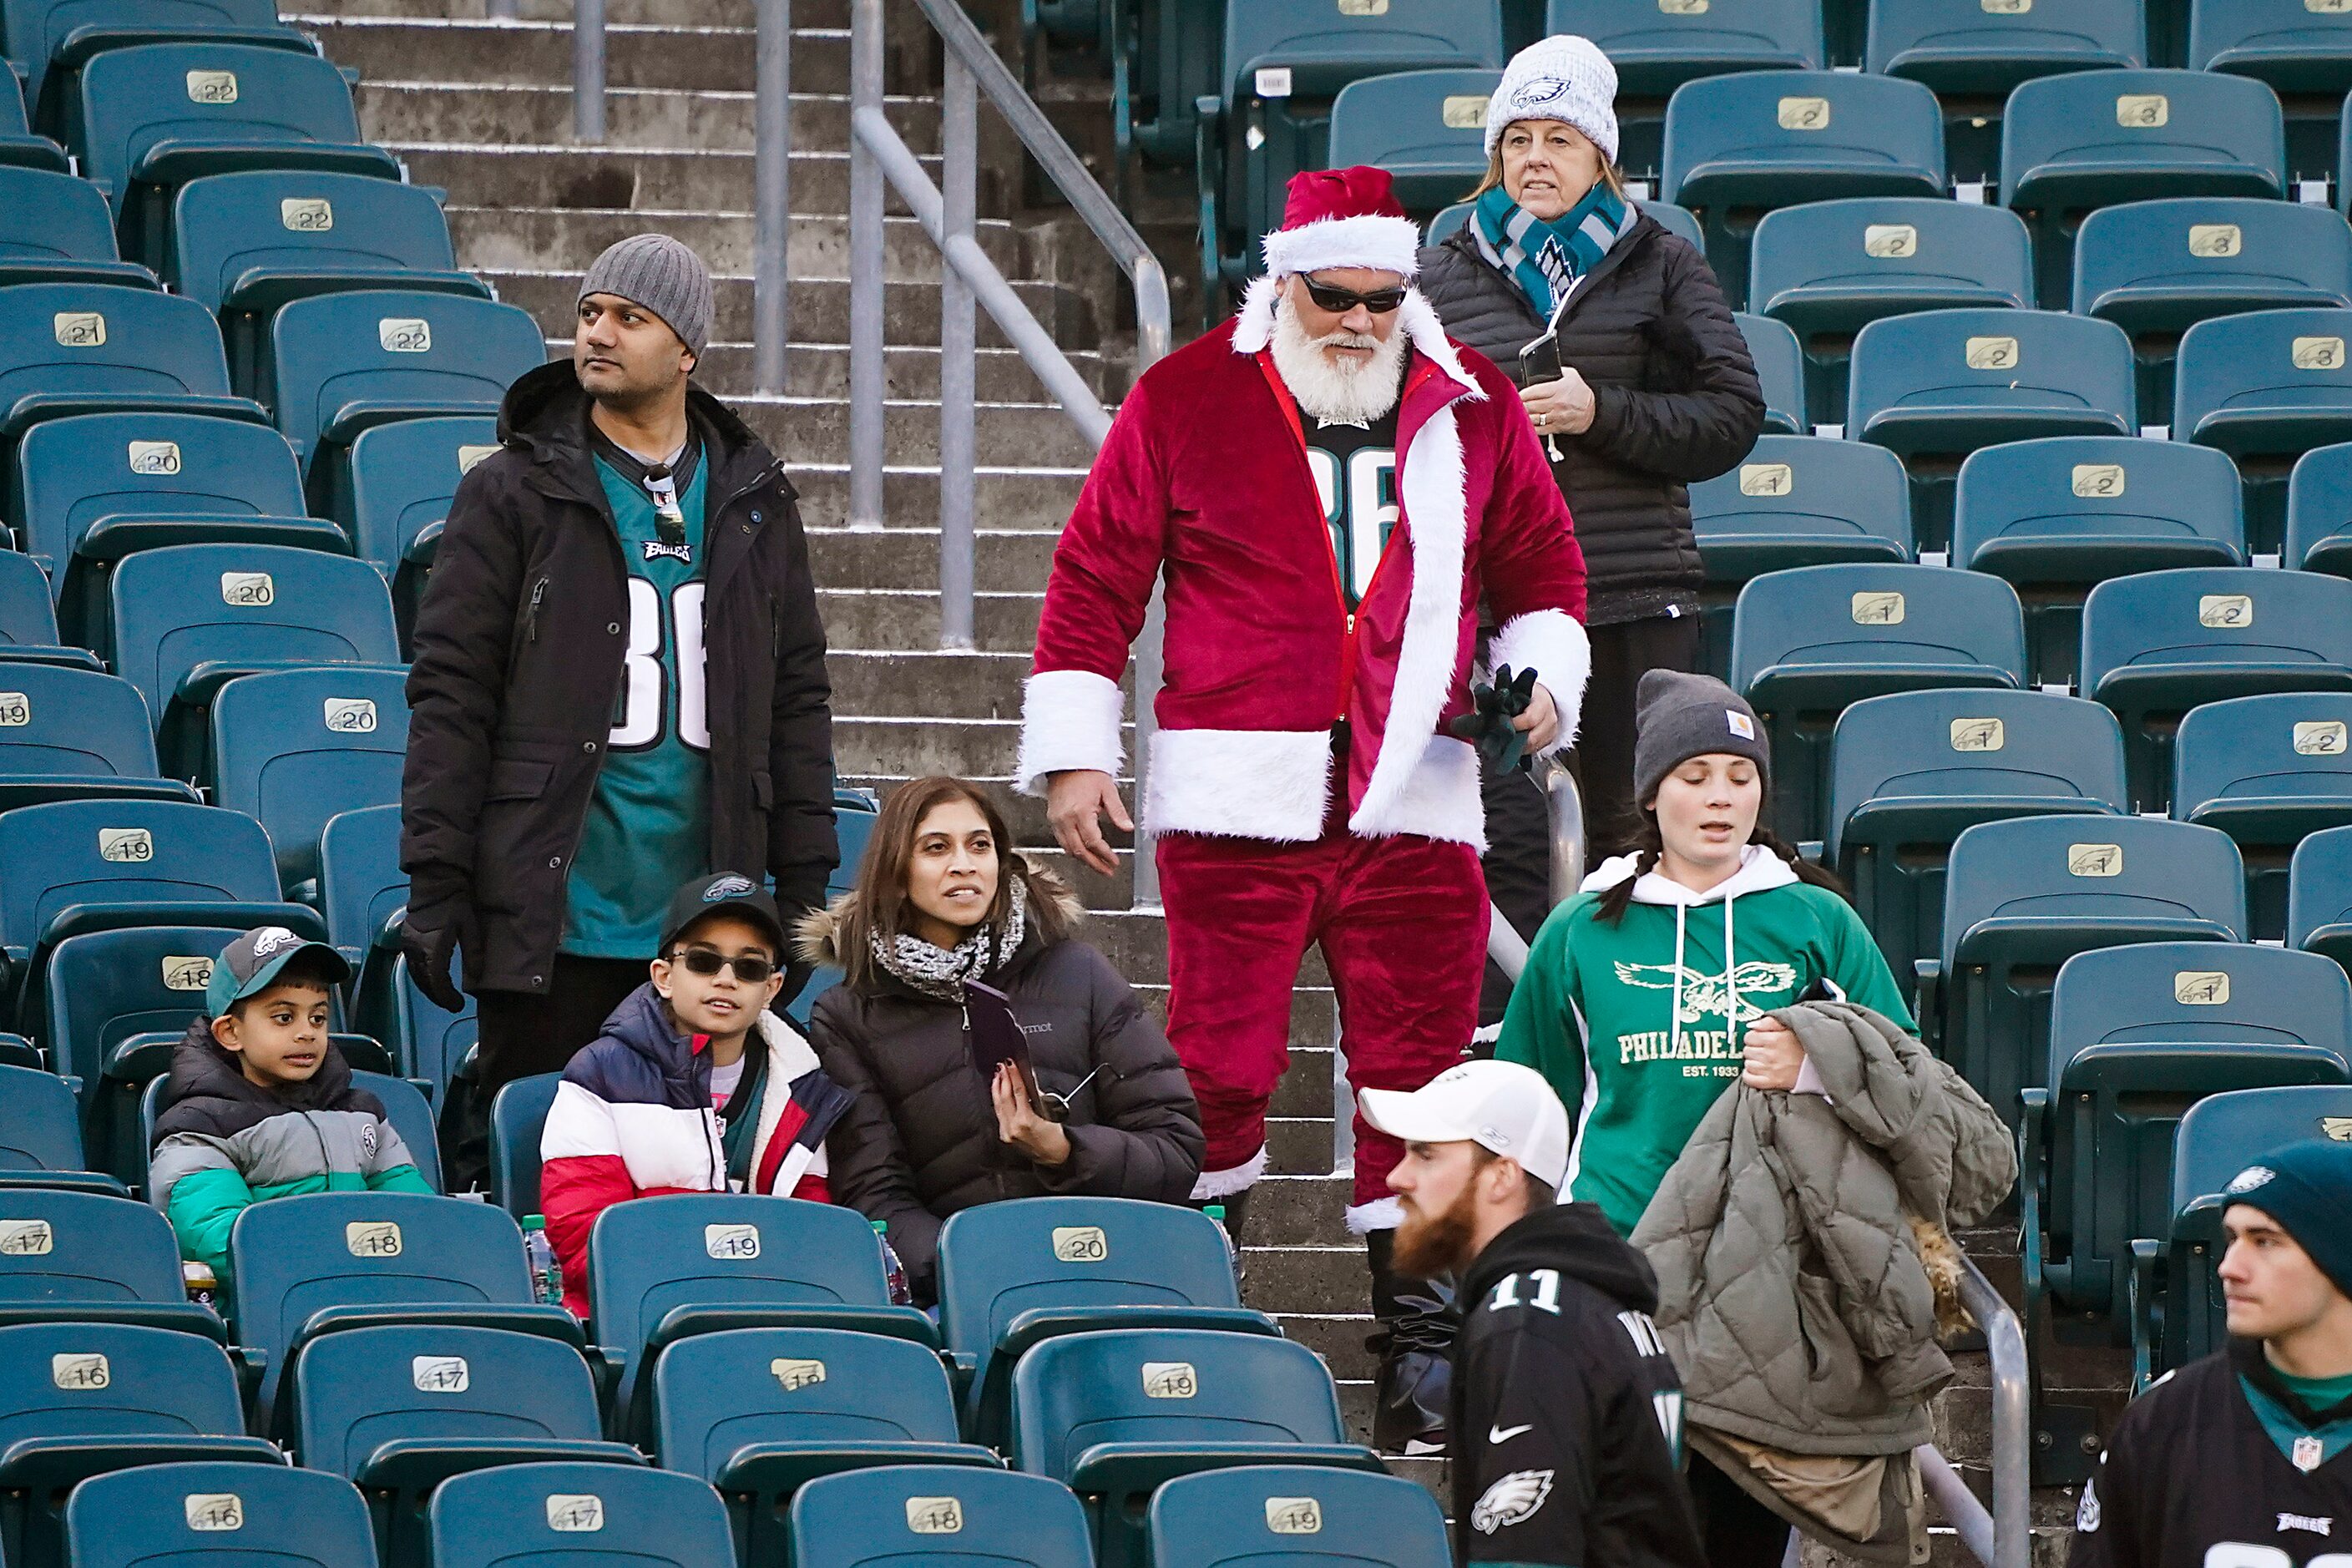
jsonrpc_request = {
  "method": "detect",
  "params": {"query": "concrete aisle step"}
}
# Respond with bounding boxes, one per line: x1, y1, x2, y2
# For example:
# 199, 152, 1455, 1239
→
357, 82, 941, 151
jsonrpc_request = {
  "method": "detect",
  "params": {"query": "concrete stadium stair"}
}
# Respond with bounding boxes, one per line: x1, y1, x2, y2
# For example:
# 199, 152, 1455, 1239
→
292, 0, 2120, 1551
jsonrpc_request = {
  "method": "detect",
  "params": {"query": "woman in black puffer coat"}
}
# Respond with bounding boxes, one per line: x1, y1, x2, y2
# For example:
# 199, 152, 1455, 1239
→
1420, 34, 1765, 883
798, 775, 1202, 1307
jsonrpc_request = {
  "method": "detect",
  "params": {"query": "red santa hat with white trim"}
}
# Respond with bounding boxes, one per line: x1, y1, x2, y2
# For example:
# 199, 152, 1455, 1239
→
1258, 165, 1421, 281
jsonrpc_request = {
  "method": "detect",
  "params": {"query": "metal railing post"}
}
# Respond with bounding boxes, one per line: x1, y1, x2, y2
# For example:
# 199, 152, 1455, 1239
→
487, 0, 518, 19
572, 0, 605, 144
751, 0, 792, 396
1959, 1255, 2033, 1568
938, 52, 978, 650
846, 0, 887, 531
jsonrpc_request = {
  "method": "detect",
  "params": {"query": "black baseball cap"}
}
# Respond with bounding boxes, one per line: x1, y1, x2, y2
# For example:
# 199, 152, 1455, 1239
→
205, 925, 351, 1017
660, 873, 788, 957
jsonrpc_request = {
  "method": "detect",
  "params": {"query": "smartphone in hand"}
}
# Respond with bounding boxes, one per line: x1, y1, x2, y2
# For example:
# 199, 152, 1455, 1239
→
1519, 330, 1564, 387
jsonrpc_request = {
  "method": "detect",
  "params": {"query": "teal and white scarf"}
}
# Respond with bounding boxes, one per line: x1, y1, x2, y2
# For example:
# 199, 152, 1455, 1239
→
1470, 180, 1638, 323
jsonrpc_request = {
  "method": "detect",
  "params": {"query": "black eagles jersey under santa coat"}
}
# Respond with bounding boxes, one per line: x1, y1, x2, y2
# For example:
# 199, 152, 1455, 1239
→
1451, 1201, 1707, 1567
2070, 1339, 2352, 1568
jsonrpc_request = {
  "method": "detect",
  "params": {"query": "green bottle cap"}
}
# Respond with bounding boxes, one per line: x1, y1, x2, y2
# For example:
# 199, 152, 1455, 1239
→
1204, 1204, 1226, 1223
524, 1214, 547, 1232
872, 1220, 889, 1236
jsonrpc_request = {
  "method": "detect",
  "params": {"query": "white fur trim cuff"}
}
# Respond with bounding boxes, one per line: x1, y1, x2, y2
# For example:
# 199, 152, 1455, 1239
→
1345, 1196, 1404, 1234
1146, 727, 1333, 842
1353, 735, 1487, 852
1262, 214, 1422, 281
1015, 668, 1125, 797
1189, 1146, 1268, 1201
1490, 609, 1592, 757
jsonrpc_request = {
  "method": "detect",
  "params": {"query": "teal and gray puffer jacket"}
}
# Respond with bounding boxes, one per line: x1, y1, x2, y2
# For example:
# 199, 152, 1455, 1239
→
149, 1022, 432, 1307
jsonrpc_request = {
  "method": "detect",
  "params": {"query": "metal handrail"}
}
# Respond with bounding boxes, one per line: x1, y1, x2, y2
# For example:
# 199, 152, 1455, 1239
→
847, 0, 1171, 905
573, 0, 604, 142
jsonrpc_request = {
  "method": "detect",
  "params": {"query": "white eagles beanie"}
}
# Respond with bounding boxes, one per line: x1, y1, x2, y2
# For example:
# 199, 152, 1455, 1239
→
1484, 34, 1620, 166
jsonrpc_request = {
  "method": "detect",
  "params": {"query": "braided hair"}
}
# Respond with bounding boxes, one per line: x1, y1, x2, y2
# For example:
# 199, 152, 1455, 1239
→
1591, 809, 1849, 926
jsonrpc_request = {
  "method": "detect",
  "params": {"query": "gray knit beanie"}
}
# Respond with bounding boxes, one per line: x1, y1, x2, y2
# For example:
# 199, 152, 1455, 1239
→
579, 233, 713, 361
1631, 669, 1771, 810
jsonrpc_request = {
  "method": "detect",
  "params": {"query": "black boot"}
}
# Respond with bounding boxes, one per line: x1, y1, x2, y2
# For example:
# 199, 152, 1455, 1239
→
1366, 1228, 1456, 1455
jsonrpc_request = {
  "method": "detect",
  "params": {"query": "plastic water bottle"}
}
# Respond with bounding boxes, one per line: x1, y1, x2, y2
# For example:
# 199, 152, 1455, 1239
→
873, 1220, 913, 1306
1204, 1203, 1241, 1282
523, 1216, 564, 1307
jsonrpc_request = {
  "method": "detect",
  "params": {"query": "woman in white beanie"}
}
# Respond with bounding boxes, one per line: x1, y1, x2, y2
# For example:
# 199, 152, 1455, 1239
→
1419, 35, 1766, 907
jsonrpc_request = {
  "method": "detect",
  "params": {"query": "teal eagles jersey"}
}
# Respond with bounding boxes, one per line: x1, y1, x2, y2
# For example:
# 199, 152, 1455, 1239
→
561, 451, 714, 957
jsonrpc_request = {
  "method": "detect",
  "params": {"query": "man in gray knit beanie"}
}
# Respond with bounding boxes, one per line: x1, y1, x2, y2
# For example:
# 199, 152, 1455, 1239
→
401, 229, 838, 1193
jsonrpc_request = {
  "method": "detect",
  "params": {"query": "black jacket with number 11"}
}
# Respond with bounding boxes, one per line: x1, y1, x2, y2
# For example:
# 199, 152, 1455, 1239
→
400, 358, 837, 996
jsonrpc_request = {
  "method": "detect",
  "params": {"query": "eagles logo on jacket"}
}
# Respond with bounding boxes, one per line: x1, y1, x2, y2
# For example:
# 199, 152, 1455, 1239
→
539, 984, 852, 1314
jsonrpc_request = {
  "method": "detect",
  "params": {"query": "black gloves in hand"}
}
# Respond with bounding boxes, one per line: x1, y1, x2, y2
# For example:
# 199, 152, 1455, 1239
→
1449, 662, 1540, 773
402, 900, 474, 1014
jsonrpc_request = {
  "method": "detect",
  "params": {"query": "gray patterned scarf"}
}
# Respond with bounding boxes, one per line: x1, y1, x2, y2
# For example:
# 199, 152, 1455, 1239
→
869, 877, 1029, 1001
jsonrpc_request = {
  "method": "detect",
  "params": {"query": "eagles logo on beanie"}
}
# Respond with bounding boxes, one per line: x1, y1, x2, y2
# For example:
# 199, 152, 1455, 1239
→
2223, 1138, 2352, 1302
1485, 35, 1620, 164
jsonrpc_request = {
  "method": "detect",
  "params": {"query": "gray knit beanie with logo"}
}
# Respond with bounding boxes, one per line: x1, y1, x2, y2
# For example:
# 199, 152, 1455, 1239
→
1631, 668, 1771, 809
579, 233, 713, 361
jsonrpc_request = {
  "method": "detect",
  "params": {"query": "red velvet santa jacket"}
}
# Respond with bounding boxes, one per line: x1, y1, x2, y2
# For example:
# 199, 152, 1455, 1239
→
1016, 278, 1590, 850
538, 985, 849, 1314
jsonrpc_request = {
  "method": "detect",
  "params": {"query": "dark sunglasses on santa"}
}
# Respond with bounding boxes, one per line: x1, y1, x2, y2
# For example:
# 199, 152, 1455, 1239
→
1299, 276, 1408, 315
670, 947, 776, 984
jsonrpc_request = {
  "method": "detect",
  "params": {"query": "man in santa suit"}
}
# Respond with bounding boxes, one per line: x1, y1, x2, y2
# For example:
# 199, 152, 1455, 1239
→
1016, 166, 1589, 1453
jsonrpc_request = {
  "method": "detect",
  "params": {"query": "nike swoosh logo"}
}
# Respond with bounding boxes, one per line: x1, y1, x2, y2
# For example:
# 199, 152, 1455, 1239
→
1489, 1424, 1533, 1444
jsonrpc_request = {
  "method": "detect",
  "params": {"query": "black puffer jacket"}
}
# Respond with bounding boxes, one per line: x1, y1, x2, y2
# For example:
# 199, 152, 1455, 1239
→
1418, 216, 1766, 625
798, 859, 1203, 1305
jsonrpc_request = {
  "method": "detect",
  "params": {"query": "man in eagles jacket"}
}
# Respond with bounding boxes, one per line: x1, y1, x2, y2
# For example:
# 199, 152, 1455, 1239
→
401, 233, 837, 1190
2072, 1138, 2352, 1568
1362, 1060, 1705, 1566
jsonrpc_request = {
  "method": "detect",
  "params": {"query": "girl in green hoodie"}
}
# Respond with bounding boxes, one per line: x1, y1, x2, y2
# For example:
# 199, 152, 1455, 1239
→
1494, 670, 1910, 1242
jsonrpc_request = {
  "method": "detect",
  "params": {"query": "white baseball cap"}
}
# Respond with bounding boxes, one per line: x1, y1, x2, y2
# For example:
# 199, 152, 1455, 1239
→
1358, 1060, 1571, 1190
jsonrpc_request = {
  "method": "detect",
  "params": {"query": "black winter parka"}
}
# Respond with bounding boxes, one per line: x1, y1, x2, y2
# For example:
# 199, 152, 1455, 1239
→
799, 860, 1204, 1305
401, 359, 837, 995
1417, 217, 1766, 626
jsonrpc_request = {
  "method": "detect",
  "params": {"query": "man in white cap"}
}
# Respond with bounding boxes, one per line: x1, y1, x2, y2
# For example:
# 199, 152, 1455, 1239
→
1363, 1060, 1705, 1566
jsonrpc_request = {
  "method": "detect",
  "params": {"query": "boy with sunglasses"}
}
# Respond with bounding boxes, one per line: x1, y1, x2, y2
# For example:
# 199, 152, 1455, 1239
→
538, 873, 855, 1313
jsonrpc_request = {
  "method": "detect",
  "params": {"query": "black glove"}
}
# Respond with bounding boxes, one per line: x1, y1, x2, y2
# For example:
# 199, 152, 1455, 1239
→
1449, 662, 1540, 773
402, 898, 474, 1014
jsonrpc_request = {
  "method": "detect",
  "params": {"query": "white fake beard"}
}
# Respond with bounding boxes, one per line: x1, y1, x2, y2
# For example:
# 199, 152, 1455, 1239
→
1269, 289, 1410, 425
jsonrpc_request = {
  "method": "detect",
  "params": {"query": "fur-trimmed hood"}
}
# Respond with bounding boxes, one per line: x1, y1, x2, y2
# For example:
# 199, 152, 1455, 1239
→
792, 852, 1086, 975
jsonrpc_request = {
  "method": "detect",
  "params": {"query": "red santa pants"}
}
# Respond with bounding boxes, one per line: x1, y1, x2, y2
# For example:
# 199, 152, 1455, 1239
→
1157, 820, 1488, 1224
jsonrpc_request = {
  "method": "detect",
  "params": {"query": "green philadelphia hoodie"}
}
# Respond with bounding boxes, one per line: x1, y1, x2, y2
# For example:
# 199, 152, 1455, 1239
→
1494, 844, 1911, 1237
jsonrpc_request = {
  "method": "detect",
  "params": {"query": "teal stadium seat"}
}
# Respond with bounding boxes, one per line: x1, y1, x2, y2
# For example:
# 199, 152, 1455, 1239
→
1325, 68, 1498, 215
2001, 69, 2287, 309
0, 1323, 281, 1568
1688, 434, 1911, 681
1542, 0, 1823, 177
1148, 1465, 1452, 1568
0, 665, 197, 813
1919, 816, 2243, 1128
0, 1063, 123, 1194
1115, 0, 1222, 176
0, 166, 154, 287
1734, 310, 1804, 436
292, 1324, 641, 1568
1749, 198, 2032, 415
1866, 0, 2144, 184
2172, 692, 2352, 942
1826, 688, 2126, 1005
344, 415, 498, 648
2023, 940, 2352, 1349
2191, 0, 2352, 185
585, 1194, 937, 1434
0, 61, 63, 171
432, 1465, 732, 1568
0, 553, 99, 670
210, 665, 407, 887
791, 1465, 1092, 1568
68, 1465, 373, 1568
651, 1328, 999, 1565
784, 788, 883, 1024
170, 171, 488, 398
2073, 200, 2352, 427
2291, 823, 2352, 978
2289, 440, 2352, 579
6, 0, 310, 134
322, 807, 479, 1098
356, 929, 476, 1100
266, 289, 544, 514
2174, 307, 2352, 555
1729, 562, 2026, 842
0, 283, 265, 446
1009, 1328, 1381, 1568
2144, 1085, 2352, 1383
1951, 437, 2245, 689
14, 411, 341, 645
0, 1186, 222, 1337
487, 1070, 557, 1220
2078, 567, 2352, 812
1660, 69, 1945, 311
1844, 307, 2136, 554
229, 1191, 582, 1427
73, 43, 400, 272
319, 802, 403, 963
936, 1196, 1276, 1447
